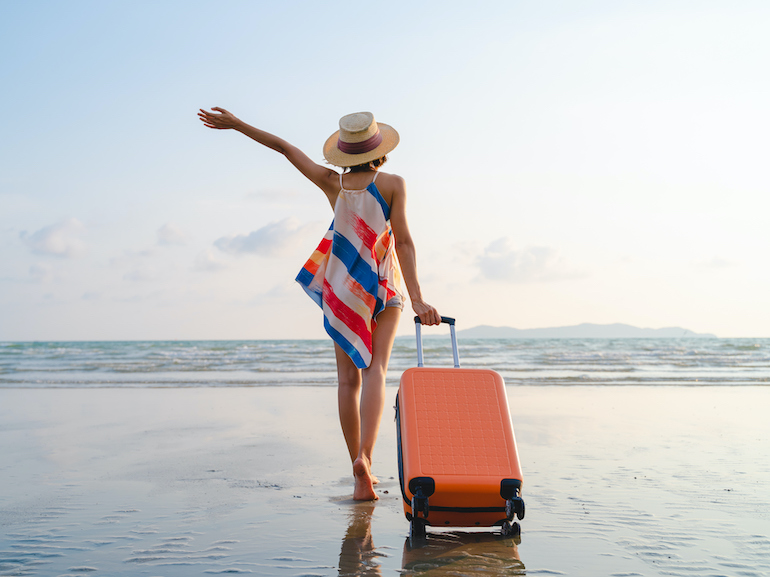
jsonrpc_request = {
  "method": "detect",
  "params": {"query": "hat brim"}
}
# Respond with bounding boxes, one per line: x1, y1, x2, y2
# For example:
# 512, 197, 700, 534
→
323, 123, 400, 167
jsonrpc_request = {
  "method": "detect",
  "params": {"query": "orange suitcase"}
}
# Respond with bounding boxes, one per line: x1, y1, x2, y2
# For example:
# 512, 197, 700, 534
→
396, 317, 525, 542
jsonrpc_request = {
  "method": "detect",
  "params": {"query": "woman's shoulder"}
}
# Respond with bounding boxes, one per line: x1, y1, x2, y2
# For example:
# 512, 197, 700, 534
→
374, 171, 406, 192
371, 171, 405, 210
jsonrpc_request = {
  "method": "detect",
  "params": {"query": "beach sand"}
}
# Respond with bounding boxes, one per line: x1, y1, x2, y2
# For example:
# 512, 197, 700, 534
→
1, 385, 769, 576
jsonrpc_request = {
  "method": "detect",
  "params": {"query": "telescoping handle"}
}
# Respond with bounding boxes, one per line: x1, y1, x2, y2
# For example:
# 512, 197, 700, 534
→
414, 316, 461, 368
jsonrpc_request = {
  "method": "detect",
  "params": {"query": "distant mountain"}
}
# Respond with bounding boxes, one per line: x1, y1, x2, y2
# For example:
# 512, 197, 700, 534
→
456, 323, 716, 339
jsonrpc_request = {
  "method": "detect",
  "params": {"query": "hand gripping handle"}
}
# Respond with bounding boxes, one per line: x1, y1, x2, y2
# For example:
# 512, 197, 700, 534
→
414, 316, 460, 368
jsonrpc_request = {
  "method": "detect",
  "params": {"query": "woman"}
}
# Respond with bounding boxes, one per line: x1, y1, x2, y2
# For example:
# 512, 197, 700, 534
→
199, 108, 439, 500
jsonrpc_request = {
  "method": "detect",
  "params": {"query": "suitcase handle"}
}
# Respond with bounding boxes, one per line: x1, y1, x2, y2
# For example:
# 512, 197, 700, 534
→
414, 316, 460, 368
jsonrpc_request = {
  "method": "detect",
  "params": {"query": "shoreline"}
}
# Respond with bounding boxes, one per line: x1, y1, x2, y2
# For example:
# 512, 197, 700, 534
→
2, 386, 769, 575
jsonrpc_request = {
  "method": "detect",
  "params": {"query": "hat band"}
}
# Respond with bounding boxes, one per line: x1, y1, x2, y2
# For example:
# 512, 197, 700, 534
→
337, 130, 383, 155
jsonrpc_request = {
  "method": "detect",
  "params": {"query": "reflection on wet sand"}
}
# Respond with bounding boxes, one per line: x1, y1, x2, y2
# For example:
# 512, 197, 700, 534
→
401, 531, 525, 576
338, 502, 383, 576
338, 503, 525, 576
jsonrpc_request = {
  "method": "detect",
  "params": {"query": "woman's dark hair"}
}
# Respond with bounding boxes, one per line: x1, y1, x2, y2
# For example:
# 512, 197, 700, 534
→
346, 156, 388, 172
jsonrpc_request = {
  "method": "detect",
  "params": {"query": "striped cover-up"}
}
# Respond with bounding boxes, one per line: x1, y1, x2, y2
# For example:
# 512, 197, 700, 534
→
296, 172, 404, 368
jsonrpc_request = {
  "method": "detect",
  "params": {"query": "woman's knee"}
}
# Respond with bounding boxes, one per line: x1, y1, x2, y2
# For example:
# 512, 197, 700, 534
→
361, 362, 388, 385
335, 344, 362, 391
337, 366, 362, 391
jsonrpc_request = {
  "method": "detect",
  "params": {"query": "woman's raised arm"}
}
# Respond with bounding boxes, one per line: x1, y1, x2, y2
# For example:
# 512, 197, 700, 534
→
198, 107, 338, 199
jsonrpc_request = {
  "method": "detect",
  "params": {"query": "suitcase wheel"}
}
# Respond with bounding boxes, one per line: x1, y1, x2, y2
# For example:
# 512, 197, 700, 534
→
516, 498, 526, 520
506, 497, 526, 521
411, 494, 429, 519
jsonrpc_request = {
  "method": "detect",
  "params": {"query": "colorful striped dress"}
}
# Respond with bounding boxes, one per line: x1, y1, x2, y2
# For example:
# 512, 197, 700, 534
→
296, 172, 404, 368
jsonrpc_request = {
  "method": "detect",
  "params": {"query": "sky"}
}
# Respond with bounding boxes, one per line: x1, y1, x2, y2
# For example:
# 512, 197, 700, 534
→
2, 0, 769, 340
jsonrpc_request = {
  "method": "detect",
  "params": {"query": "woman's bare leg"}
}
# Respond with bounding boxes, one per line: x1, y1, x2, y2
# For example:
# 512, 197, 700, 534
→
335, 344, 362, 464
352, 307, 401, 500
334, 345, 380, 485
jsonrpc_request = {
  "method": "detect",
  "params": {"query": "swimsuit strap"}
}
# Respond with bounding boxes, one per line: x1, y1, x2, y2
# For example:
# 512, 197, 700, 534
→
339, 172, 344, 190
371, 171, 379, 184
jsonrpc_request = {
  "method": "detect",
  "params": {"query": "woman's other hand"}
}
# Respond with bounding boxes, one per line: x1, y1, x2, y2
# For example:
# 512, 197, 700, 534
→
412, 300, 440, 326
198, 107, 241, 130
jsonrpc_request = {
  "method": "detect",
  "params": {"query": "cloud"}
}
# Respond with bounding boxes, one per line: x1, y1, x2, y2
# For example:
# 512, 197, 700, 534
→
109, 248, 156, 268
29, 263, 54, 283
20, 218, 86, 258
113, 291, 163, 303
265, 281, 299, 299
697, 256, 735, 269
214, 217, 319, 257
157, 222, 187, 246
476, 238, 586, 283
123, 268, 157, 282
244, 189, 300, 202
194, 249, 228, 272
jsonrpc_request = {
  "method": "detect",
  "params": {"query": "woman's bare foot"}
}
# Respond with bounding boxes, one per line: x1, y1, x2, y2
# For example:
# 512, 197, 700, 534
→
352, 457, 378, 501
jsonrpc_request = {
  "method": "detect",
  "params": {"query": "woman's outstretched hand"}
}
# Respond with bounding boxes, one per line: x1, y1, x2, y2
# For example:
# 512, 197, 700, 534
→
412, 300, 441, 326
198, 107, 241, 130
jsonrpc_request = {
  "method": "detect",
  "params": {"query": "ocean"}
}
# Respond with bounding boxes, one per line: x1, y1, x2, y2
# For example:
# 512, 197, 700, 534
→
1, 337, 768, 388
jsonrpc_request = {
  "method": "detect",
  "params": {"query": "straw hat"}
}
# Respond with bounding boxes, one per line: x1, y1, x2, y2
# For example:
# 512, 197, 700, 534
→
323, 112, 399, 167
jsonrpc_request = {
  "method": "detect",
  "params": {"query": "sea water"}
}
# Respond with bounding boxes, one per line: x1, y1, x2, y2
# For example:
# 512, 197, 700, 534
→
1, 338, 768, 388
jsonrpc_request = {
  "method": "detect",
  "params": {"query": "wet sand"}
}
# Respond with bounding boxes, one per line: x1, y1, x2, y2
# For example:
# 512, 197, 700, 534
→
1, 386, 769, 576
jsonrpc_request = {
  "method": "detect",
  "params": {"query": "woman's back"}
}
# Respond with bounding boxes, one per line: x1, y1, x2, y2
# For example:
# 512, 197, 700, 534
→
334, 170, 400, 211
